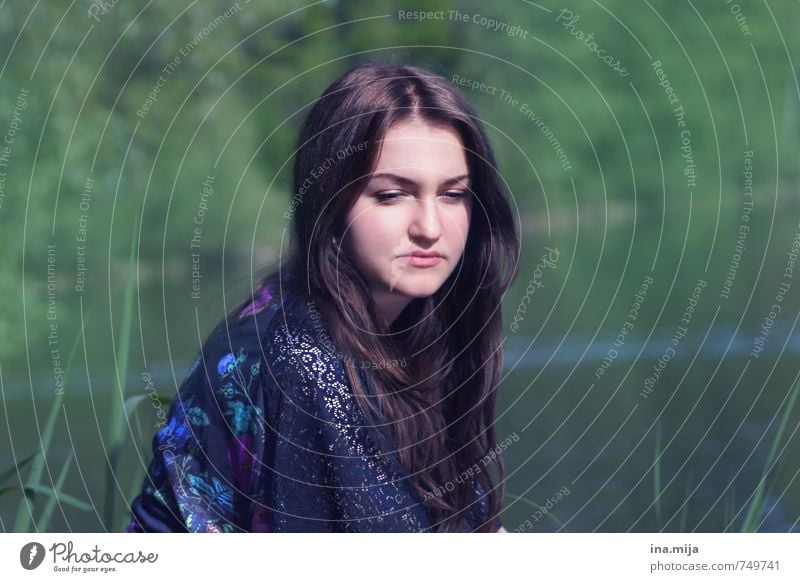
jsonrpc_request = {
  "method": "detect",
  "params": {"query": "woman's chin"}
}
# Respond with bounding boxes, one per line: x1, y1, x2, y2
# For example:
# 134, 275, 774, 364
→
389, 279, 444, 298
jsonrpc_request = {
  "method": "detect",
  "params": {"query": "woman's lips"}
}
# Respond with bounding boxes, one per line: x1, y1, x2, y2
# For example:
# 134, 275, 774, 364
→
404, 255, 443, 267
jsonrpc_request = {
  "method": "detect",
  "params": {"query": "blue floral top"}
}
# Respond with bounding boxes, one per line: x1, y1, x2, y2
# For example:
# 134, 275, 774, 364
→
125, 284, 501, 532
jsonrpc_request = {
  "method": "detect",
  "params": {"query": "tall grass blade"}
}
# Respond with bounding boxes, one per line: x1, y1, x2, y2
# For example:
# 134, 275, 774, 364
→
26, 483, 91, 511
104, 208, 139, 531
0, 450, 39, 486
13, 316, 86, 532
38, 451, 79, 530
740, 376, 800, 532
653, 422, 663, 530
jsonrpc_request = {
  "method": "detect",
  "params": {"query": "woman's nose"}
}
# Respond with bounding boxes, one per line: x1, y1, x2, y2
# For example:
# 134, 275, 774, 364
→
408, 197, 443, 240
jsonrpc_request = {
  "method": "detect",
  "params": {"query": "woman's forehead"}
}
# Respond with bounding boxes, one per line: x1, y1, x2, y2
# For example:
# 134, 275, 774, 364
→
372, 121, 468, 178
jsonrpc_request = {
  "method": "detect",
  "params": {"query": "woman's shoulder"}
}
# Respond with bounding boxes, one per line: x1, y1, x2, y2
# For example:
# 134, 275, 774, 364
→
258, 291, 342, 366
178, 280, 363, 431
256, 289, 361, 414
198, 281, 328, 364
176, 282, 299, 393
208, 283, 353, 400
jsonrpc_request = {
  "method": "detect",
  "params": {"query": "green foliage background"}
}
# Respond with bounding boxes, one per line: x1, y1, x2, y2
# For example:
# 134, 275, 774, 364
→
1, 0, 799, 532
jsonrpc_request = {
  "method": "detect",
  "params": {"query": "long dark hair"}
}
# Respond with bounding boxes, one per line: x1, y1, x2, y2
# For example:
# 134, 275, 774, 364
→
226, 62, 519, 532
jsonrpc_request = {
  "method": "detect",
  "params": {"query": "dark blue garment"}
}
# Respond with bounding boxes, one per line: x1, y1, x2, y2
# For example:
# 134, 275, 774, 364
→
126, 285, 500, 532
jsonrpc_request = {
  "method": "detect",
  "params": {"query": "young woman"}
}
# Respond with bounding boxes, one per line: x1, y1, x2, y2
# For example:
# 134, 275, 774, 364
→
126, 62, 519, 533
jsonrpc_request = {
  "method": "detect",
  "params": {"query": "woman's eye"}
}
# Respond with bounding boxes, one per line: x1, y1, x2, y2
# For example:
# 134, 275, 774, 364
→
372, 190, 468, 203
374, 191, 403, 203
441, 190, 468, 201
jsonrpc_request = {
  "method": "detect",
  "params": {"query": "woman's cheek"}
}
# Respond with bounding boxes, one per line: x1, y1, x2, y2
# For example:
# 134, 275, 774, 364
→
442, 220, 467, 253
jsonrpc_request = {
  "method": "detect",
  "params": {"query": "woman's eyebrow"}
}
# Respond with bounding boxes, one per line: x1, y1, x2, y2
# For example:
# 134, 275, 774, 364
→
368, 172, 470, 187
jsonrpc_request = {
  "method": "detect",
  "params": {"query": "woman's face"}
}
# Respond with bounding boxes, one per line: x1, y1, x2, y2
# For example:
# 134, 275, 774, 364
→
341, 119, 473, 325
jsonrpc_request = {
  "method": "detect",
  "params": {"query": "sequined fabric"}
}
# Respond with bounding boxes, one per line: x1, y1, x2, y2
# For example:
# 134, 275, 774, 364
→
125, 285, 500, 532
